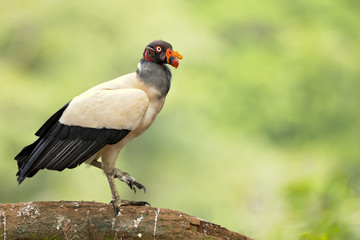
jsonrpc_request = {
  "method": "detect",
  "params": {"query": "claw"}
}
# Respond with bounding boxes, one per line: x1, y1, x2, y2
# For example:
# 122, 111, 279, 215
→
119, 200, 150, 207
111, 198, 151, 215
132, 181, 146, 193
127, 181, 136, 193
113, 168, 146, 193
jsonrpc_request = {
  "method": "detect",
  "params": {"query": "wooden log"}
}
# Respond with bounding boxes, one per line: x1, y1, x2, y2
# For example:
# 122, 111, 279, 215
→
0, 201, 251, 240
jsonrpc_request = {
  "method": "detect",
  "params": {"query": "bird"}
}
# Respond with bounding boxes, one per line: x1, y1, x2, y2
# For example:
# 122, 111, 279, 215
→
14, 40, 183, 213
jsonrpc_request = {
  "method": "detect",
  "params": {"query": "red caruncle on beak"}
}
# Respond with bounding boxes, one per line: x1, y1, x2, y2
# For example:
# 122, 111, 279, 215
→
166, 49, 183, 69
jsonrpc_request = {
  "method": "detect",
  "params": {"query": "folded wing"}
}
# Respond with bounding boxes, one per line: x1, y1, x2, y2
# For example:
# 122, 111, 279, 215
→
15, 88, 149, 184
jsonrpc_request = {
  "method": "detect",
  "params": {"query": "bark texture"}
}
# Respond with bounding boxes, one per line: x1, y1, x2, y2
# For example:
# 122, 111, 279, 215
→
0, 201, 251, 240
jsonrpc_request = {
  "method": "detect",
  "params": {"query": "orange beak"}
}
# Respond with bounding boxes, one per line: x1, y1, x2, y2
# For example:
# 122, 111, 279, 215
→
166, 49, 183, 69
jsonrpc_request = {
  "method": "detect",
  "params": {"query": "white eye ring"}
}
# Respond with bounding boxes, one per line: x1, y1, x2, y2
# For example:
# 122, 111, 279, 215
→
156, 46, 162, 52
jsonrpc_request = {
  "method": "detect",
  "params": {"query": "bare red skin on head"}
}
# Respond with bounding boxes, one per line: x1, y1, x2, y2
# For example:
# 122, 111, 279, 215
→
170, 58, 179, 68
144, 50, 152, 62
144, 49, 179, 68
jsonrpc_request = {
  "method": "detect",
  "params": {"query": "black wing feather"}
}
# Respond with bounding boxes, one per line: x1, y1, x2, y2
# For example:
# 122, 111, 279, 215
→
36, 102, 70, 137
15, 103, 130, 185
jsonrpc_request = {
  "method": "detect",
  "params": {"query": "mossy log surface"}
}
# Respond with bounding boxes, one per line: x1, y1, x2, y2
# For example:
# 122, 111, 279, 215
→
0, 201, 251, 240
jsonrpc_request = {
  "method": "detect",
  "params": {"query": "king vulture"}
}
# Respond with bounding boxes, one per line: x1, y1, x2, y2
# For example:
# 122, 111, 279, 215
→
15, 40, 183, 213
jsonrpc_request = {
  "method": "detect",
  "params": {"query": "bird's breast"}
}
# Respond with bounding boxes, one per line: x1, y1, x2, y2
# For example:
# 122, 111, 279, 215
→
131, 95, 165, 138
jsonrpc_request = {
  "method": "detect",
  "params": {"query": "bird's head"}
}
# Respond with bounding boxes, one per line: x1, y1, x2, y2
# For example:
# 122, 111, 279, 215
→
143, 40, 183, 69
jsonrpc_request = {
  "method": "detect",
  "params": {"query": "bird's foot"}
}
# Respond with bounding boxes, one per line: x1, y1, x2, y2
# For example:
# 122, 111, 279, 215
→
113, 168, 146, 193
111, 197, 150, 216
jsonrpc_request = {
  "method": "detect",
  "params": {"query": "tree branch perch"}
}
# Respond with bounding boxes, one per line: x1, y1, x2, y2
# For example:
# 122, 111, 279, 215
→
0, 201, 251, 239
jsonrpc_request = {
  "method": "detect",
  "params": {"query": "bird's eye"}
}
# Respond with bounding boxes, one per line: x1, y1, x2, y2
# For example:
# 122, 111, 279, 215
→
156, 46, 162, 52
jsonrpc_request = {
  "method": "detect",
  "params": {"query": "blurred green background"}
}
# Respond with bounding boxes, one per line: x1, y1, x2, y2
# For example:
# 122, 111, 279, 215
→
1, 1, 360, 239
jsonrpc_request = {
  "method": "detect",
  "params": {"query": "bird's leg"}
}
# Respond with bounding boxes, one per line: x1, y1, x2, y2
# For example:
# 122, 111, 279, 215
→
105, 173, 122, 215
90, 159, 102, 169
106, 174, 120, 204
90, 160, 146, 193
106, 171, 150, 215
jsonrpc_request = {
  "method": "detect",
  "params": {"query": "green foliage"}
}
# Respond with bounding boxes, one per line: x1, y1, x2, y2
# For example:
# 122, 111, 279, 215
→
1, 1, 359, 239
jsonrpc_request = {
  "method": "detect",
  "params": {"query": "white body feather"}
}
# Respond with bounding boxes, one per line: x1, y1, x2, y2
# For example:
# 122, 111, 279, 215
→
59, 72, 166, 174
